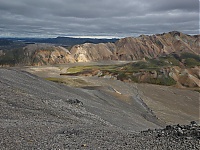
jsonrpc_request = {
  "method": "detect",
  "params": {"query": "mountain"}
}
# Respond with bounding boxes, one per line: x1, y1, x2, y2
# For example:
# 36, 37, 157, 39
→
22, 44, 75, 66
3, 36, 118, 46
0, 31, 199, 66
0, 44, 75, 66
0, 39, 14, 46
70, 43, 117, 62
71, 31, 199, 62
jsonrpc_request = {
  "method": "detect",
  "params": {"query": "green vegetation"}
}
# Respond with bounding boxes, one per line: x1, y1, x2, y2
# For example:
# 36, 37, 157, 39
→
180, 53, 200, 67
0, 50, 15, 65
51, 52, 200, 87
164, 56, 180, 66
149, 59, 168, 67
0, 48, 27, 66
45, 77, 66, 84
180, 53, 200, 61
158, 52, 200, 67
67, 66, 93, 73
132, 61, 149, 69
184, 58, 200, 67
194, 89, 200, 93
117, 73, 129, 81
67, 65, 118, 74
146, 77, 176, 86
65, 60, 177, 86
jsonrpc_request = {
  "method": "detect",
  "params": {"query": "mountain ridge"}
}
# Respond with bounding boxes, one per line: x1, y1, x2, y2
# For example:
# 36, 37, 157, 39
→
0, 31, 199, 66
70, 31, 199, 62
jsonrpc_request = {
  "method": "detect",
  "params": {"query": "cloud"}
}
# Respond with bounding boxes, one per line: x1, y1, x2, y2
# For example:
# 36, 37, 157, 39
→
0, 0, 199, 38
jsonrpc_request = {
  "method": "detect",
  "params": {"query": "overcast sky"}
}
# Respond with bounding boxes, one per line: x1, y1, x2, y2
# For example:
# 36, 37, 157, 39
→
0, 0, 199, 38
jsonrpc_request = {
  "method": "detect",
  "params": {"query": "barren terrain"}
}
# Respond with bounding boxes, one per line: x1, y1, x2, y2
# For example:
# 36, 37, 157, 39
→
22, 62, 199, 125
0, 61, 199, 149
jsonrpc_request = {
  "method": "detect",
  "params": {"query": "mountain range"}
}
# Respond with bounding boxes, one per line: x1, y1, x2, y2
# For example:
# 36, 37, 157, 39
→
0, 31, 199, 66
70, 31, 199, 62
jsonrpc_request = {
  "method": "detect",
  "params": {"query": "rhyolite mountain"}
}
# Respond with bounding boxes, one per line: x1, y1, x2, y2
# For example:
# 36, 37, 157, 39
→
0, 31, 199, 66
0, 44, 75, 66
70, 31, 199, 62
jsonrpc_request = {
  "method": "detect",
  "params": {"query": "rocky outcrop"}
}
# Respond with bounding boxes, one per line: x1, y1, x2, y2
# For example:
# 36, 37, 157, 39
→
172, 66, 200, 88
70, 43, 117, 62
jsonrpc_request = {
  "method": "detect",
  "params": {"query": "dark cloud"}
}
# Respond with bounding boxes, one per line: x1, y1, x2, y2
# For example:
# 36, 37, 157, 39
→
148, 0, 199, 12
0, 0, 199, 38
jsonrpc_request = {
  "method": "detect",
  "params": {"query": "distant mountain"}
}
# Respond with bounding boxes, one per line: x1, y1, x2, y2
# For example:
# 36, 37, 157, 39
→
0, 39, 13, 46
2, 37, 118, 46
0, 31, 199, 66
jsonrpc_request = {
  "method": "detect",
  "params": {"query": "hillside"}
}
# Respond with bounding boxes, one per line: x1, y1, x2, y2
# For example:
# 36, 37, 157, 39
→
0, 68, 199, 149
71, 31, 199, 62
0, 44, 75, 66
59, 52, 200, 89
23, 62, 199, 125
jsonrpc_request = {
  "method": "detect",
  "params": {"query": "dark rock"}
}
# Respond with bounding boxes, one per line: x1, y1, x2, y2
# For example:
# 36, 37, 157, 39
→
166, 125, 172, 130
177, 128, 183, 136
67, 99, 83, 106
190, 121, 198, 127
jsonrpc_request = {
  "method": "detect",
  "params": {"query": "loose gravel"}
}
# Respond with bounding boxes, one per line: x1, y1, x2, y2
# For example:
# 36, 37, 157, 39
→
0, 68, 199, 149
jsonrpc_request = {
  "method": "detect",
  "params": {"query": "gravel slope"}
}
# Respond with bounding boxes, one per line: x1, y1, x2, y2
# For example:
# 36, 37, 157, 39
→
0, 68, 199, 149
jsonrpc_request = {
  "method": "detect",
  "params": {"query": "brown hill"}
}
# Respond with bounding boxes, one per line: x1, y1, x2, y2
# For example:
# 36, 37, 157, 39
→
0, 44, 75, 66
71, 31, 199, 62
70, 43, 117, 62
24, 44, 75, 66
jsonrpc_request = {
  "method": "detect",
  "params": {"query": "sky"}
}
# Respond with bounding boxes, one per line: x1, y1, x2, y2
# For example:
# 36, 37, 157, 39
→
0, 0, 199, 38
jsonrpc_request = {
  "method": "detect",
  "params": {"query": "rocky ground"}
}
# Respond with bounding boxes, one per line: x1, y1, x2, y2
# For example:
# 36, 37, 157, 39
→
0, 68, 199, 149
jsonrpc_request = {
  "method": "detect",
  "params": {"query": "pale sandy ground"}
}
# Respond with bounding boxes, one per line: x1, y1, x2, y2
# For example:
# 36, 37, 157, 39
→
137, 84, 199, 125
